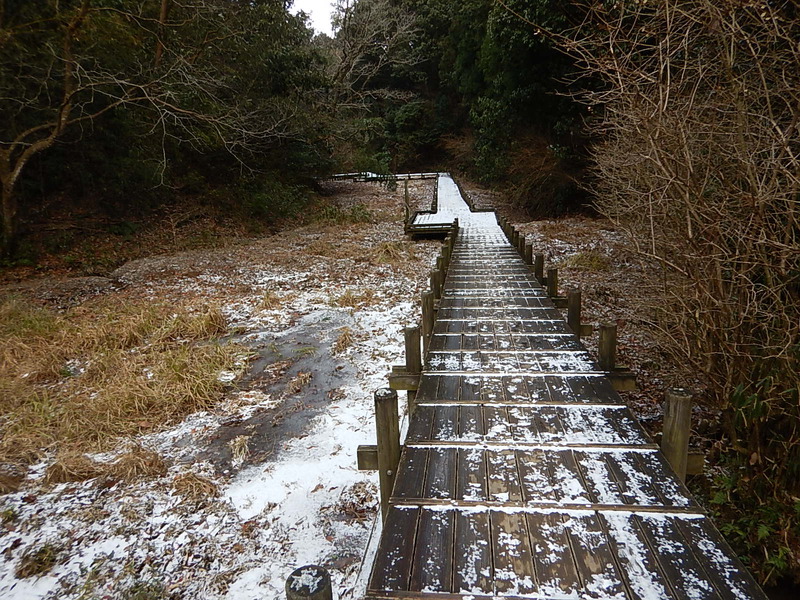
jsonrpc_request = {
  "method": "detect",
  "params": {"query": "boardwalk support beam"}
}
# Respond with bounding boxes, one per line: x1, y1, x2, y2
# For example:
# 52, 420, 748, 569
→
534, 253, 545, 283
421, 291, 434, 356
286, 565, 333, 600
567, 289, 593, 339
598, 323, 617, 370
374, 388, 401, 520
599, 322, 638, 391
662, 388, 693, 482
404, 326, 422, 414
547, 268, 559, 298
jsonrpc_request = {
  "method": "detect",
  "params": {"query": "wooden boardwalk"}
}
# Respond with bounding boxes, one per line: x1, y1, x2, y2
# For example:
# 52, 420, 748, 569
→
365, 175, 767, 600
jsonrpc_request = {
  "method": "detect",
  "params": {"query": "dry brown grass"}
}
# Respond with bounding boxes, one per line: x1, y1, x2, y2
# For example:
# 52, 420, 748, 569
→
306, 238, 362, 260
109, 445, 167, 482
44, 445, 167, 485
15, 543, 61, 578
0, 473, 22, 494
172, 472, 219, 501
332, 327, 354, 354
330, 288, 375, 308
286, 371, 312, 395
44, 452, 106, 485
372, 241, 406, 264
259, 290, 282, 310
228, 435, 250, 464
0, 297, 244, 469
560, 251, 611, 272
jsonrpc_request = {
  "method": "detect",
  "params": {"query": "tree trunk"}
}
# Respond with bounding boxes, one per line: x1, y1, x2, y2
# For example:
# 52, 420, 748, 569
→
1, 176, 18, 258
154, 0, 170, 68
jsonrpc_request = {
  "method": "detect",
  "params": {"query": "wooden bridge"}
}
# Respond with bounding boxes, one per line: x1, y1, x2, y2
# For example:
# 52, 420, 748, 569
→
364, 175, 767, 600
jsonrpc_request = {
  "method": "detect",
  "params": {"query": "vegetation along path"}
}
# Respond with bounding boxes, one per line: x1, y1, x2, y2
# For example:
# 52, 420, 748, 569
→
366, 175, 768, 600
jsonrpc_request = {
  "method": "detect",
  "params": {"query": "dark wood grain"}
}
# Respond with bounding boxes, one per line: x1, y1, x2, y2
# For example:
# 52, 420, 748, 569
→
409, 508, 455, 593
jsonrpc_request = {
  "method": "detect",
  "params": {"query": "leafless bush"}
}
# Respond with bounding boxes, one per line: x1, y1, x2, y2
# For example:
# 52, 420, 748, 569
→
530, 1, 800, 574
543, 1, 800, 579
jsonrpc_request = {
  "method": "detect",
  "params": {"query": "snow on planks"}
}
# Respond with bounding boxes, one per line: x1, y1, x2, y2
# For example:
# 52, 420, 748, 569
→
366, 174, 767, 600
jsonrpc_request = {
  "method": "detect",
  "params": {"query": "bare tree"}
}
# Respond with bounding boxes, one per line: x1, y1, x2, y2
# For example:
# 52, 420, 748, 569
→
506, 1, 800, 578
0, 1, 302, 256
330, 0, 421, 106
522, 0, 799, 544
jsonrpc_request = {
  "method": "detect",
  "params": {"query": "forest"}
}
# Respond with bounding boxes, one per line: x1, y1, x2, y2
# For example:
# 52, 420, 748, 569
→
1, 0, 799, 591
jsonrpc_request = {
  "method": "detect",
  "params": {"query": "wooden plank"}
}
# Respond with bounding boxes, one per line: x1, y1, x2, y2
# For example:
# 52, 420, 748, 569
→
633, 451, 695, 508
405, 405, 434, 442
479, 377, 506, 403
564, 512, 627, 599
423, 447, 457, 499
392, 446, 429, 499
453, 510, 493, 594
601, 511, 678, 599
674, 517, 770, 600
491, 511, 537, 596
437, 374, 461, 402
527, 511, 580, 597
547, 449, 592, 504
460, 376, 482, 402
523, 376, 551, 402
457, 404, 484, 440
369, 507, 420, 592
574, 450, 626, 505
483, 404, 510, 440
358, 444, 379, 470
568, 375, 606, 403
545, 375, 574, 404
529, 406, 564, 443
455, 448, 487, 501
589, 376, 623, 404
516, 449, 557, 503
601, 406, 651, 445
461, 334, 479, 350
433, 404, 458, 440
636, 514, 723, 600
486, 450, 523, 502
409, 508, 455, 593
416, 375, 439, 402
603, 449, 662, 506
507, 406, 537, 443
503, 376, 529, 402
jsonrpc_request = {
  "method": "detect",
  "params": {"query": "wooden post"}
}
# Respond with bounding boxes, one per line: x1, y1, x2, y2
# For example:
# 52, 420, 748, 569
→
517, 233, 526, 256
436, 255, 444, 273
534, 254, 544, 283
524, 243, 533, 265
598, 323, 617, 371
547, 267, 558, 298
421, 291, 434, 355
430, 270, 441, 300
374, 388, 401, 520
567, 289, 582, 339
286, 565, 333, 600
405, 326, 422, 415
662, 388, 693, 482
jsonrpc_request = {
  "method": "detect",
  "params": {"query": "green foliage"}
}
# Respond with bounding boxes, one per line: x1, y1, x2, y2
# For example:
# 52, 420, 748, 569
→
2, 0, 333, 253
709, 456, 800, 585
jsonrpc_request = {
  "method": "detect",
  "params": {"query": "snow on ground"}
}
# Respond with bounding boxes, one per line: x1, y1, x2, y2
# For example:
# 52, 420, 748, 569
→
0, 180, 438, 599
